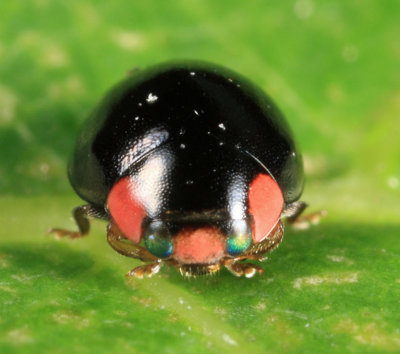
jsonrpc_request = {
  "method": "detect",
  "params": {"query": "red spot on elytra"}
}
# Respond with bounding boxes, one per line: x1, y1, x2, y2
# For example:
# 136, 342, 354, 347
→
173, 226, 225, 264
107, 177, 146, 243
249, 174, 283, 243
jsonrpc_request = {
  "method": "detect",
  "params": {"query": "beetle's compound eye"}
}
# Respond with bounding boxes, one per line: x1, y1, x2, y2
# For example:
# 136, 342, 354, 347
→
144, 221, 173, 259
226, 220, 252, 256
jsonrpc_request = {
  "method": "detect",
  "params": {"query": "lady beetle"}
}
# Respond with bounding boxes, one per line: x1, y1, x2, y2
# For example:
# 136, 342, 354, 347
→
50, 61, 320, 278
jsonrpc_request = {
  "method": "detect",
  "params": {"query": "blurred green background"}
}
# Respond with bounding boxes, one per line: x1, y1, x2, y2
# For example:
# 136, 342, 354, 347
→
1, 1, 399, 353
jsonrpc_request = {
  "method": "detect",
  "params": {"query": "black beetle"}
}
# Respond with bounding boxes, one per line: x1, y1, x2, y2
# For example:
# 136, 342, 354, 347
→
50, 61, 320, 278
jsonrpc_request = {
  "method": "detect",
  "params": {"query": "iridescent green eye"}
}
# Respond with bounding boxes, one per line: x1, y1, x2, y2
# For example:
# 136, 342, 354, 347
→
226, 220, 252, 256
144, 222, 173, 259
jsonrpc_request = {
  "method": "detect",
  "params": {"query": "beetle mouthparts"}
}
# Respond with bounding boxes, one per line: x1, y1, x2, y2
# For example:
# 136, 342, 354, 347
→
178, 263, 220, 277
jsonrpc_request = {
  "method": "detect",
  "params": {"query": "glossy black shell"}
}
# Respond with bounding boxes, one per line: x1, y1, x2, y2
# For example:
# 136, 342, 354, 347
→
69, 61, 303, 212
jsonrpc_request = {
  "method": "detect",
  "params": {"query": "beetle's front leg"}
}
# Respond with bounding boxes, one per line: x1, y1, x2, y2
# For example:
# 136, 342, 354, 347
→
222, 258, 264, 278
48, 204, 108, 239
126, 262, 162, 279
222, 221, 284, 278
106, 222, 162, 279
282, 201, 327, 229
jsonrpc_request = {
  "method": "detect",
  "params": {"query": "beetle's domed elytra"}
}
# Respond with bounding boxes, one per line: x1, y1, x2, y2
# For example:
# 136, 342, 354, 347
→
68, 61, 303, 209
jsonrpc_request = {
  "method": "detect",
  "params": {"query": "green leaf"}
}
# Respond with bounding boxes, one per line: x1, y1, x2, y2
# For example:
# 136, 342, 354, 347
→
1, 1, 399, 353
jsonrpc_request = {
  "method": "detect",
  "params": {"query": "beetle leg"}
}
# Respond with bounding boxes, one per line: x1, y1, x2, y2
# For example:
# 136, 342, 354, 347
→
106, 222, 159, 262
107, 222, 163, 279
222, 258, 264, 278
48, 204, 108, 239
245, 220, 284, 256
282, 201, 308, 219
282, 201, 327, 230
127, 262, 162, 279
221, 221, 284, 278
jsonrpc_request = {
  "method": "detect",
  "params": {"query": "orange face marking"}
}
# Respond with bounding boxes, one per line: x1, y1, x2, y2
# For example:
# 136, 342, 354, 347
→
248, 174, 284, 243
173, 226, 226, 264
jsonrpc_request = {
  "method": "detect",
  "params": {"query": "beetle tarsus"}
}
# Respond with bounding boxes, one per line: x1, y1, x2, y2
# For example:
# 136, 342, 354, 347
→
127, 262, 162, 279
47, 228, 83, 239
223, 260, 263, 278
48, 204, 108, 239
290, 210, 327, 230
283, 201, 327, 230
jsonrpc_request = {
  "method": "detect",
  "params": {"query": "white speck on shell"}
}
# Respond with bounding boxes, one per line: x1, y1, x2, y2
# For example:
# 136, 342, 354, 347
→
146, 93, 158, 103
